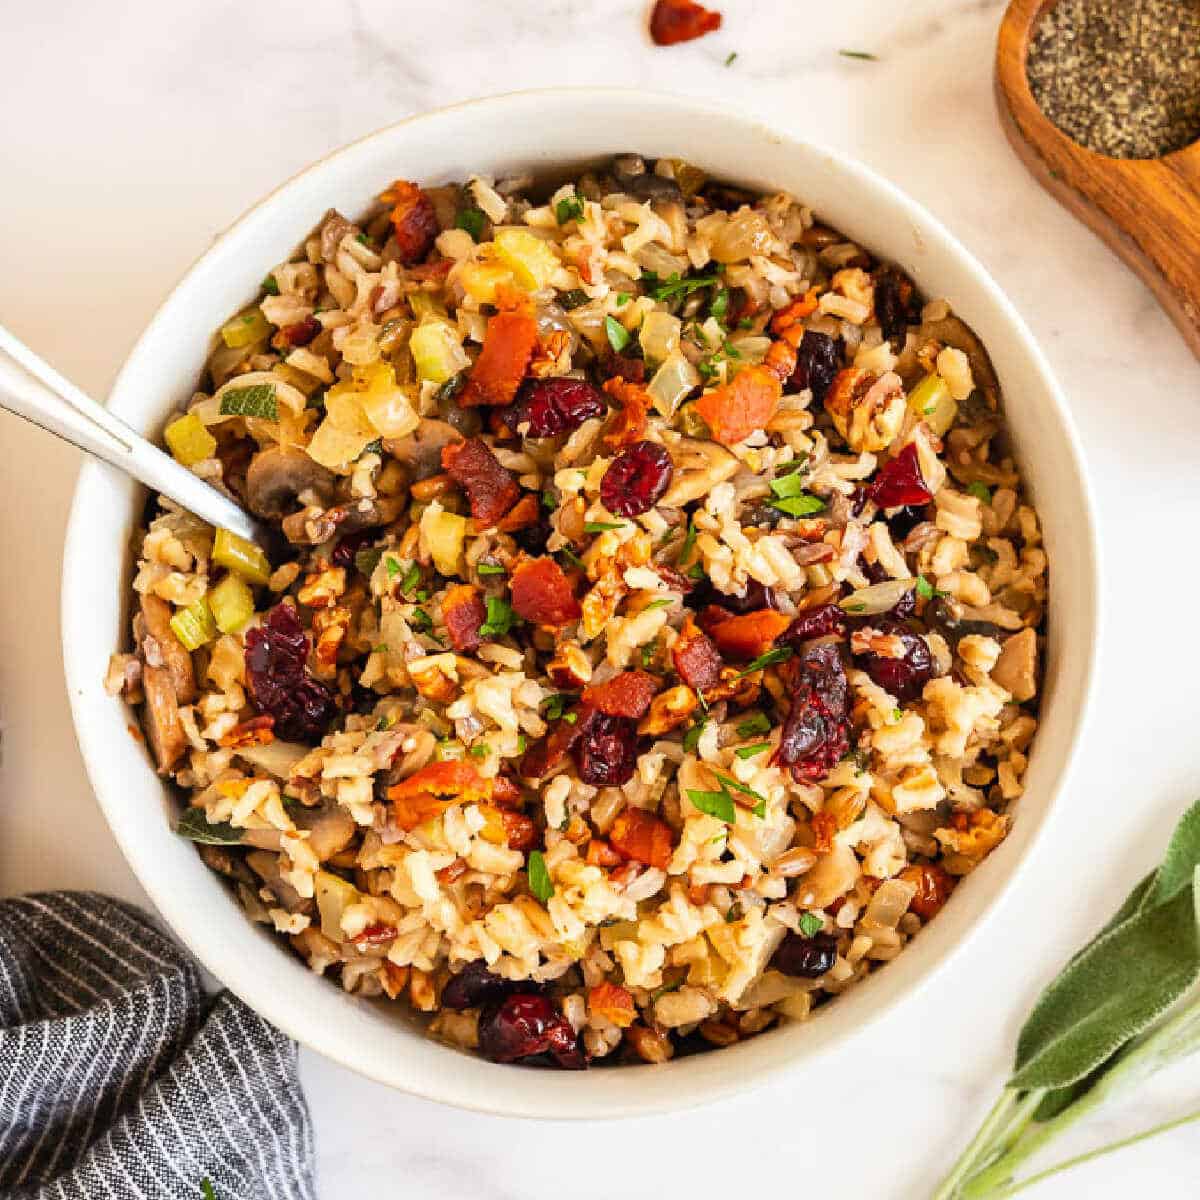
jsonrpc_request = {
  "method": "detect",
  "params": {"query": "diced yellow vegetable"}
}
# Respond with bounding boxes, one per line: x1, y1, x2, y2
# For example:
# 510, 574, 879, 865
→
333, 361, 419, 438
213, 529, 272, 586
420, 505, 467, 577
169, 598, 216, 651
494, 228, 559, 291
599, 920, 639, 952
459, 261, 516, 306
408, 291, 448, 323
315, 870, 361, 941
648, 350, 700, 418
272, 362, 324, 397
163, 412, 217, 467
908, 373, 958, 437
209, 573, 255, 634
410, 321, 470, 385
220, 308, 272, 349
639, 311, 682, 365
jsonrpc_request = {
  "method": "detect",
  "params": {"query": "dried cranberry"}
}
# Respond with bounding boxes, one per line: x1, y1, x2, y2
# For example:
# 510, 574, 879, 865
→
772, 932, 839, 978
889, 585, 917, 620
244, 604, 339, 744
885, 503, 930, 541
870, 444, 933, 509
477, 994, 586, 1069
281, 316, 321, 348
442, 961, 521, 1011
600, 441, 673, 517
502, 377, 606, 438
330, 529, 373, 570
596, 352, 647, 385
791, 330, 842, 403
573, 708, 638, 787
691, 578, 779, 614
778, 604, 846, 646
857, 619, 933, 701
513, 513, 552, 557
774, 644, 849, 782
873, 265, 923, 342
649, 0, 722, 45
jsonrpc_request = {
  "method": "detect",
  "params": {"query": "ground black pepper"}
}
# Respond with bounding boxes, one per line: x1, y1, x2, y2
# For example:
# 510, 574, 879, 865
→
1026, 0, 1200, 159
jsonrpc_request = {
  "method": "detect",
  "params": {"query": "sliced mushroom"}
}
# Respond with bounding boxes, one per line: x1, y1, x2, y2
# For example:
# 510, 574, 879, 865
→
657, 435, 739, 507
141, 664, 186, 774
991, 627, 1038, 702
897, 316, 1000, 409
246, 849, 311, 914
139, 594, 196, 703
245, 447, 337, 520
292, 803, 357, 862
384, 418, 461, 480
280, 493, 405, 545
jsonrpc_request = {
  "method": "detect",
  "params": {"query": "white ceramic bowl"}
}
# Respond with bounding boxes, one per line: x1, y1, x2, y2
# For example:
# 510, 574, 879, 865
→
63, 88, 1099, 1119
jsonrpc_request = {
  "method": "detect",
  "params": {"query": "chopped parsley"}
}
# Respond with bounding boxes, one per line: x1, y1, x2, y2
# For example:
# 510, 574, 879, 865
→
709, 287, 730, 325
468, 742, 491, 758
770, 493, 827, 517
839, 49, 878, 60
724, 50, 738, 66
201, 1181, 218, 1200
967, 481, 993, 504
584, 520, 626, 533
542, 693, 575, 722
558, 546, 585, 570
642, 267, 724, 304
479, 596, 516, 639
218, 383, 278, 422
516, 733, 527, 755
710, 770, 764, 805
737, 646, 793, 677
891, 707, 903, 723
616, 291, 632, 307
798, 911, 824, 937
643, 597, 673, 611
541, 489, 558, 510
554, 195, 584, 225
477, 562, 506, 576
356, 232, 370, 246
678, 518, 698, 569
736, 712, 771, 738
261, 274, 280, 296
686, 788, 736, 824
915, 574, 946, 601
640, 639, 659, 668
605, 315, 631, 353
559, 288, 590, 310
410, 608, 435, 634
682, 717, 708, 753
527, 850, 555, 902
388, 557, 408, 583
735, 742, 772, 760
455, 207, 486, 241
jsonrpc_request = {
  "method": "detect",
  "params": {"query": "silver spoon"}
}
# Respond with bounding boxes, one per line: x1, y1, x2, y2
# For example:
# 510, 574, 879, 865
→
0, 324, 266, 545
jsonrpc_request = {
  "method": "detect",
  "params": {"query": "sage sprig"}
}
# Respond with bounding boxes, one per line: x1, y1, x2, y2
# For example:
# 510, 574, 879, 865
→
935, 798, 1200, 1199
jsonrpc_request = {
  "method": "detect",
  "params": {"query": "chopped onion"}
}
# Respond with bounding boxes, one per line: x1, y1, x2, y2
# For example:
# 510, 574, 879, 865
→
862, 878, 917, 931
639, 310, 681, 365
839, 578, 916, 616
647, 350, 699, 417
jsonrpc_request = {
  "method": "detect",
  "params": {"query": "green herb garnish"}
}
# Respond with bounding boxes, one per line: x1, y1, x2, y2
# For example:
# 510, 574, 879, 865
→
410, 608, 434, 634
724, 51, 738, 66
967, 481, 993, 504
616, 291, 632, 307
935, 799, 1200, 1199
798, 912, 824, 938
528, 850, 555, 902
541, 489, 558, 510
479, 596, 516, 639
396, 560, 418, 589
605, 315, 631, 353
769, 493, 826, 518
839, 49, 878, 60
643, 598, 673, 611
558, 546, 585, 570
455, 207, 486, 241
201, 1181, 217, 1200
915, 575, 946, 601
735, 742, 772, 760
682, 717, 708, 753
736, 712, 771, 738
686, 788, 736, 824
710, 287, 730, 324
218, 383, 278, 422
477, 562, 506, 576
584, 520, 626, 533
468, 743, 491, 758
640, 639, 659, 668
642, 268, 724, 304
356, 232, 370, 246
261, 274, 280, 296
176, 809, 241, 845
542, 693, 575, 722
559, 288, 590, 310
555, 195, 584, 225
737, 646, 793, 677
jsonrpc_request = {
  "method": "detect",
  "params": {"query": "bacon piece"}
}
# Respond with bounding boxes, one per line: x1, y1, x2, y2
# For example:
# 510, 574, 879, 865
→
707, 609, 792, 661
495, 493, 539, 533
491, 775, 523, 808
671, 616, 722, 690
500, 809, 538, 852
442, 437, 520, 526
388, 761, 492, 831
581, 670, 658, 719
588, 982, 636, 1028
602, 377, 652, 448
649, 0, 722, 45
585, 839, 624, 868
442, 584, 486, 653
510, 557, 581, 625
520, 717, 583, 781
609, 808, 675, 870
380, 180, 439, 265
459, 310, 539, 407
694, 364, 782, 446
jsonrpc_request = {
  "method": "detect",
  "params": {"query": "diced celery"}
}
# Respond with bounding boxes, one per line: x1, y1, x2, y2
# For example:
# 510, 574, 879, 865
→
648, 350, 700, 418
907, 372, 958, 436
315, 870, 361, 941
169, 598, 216, 651
639, 311, 682, 365
494, 228, 559, 291
410, 321, 470, 385
421, 506, 467, 577
163, 412, 217, 466
209, 573, 255, 634
213, 529, 272, 586
220, 308, 272, 349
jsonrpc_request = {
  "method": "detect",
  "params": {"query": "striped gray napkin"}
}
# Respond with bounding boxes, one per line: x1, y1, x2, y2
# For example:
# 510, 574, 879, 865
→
0, 891, 316, 1199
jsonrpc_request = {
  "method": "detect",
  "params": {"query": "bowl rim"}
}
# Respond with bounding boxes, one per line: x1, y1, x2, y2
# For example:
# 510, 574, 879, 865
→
62, 86, 1102, 1118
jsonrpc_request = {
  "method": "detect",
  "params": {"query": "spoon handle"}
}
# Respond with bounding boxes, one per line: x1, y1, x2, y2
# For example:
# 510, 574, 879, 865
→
0, 326, 266, 545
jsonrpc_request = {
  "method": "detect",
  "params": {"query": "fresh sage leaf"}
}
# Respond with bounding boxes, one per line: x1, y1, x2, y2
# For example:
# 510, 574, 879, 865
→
176, 809, 242, 845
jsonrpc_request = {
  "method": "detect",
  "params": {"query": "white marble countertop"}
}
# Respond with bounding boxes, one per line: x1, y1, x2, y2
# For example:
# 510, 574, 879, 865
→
2, 0, 1199, 1195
